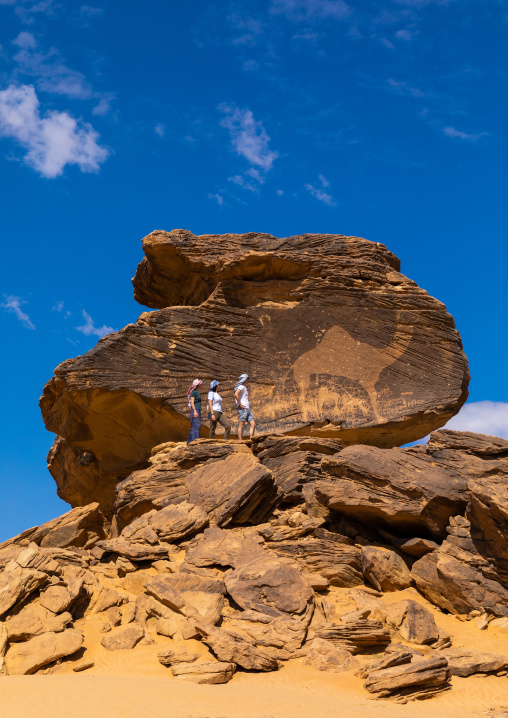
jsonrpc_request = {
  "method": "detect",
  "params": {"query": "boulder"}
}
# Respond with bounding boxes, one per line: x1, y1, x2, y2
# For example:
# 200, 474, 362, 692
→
30, 503, 106, 549
361, 652, 451, 702
114, 441, 277, 528
120, 502, 208, 544
362, 547, 412, 592
95, 538, 176, 562
185, 527, 265, 569
6, 607, 73, 641
5, 628, 83, 675
0, 566, 47, 619
158, 647, 200, 666
412, 516, 508, 616
441, 648, 508, 677
221, 612, 309, 658
267, 537, 363, 587
100, 623, 144, 650
304, 638, 360, 673
40, 230, 469, 510
39, 574, 84, 614
398, 538, 439, 558
144, 573, 226, 625
251, 434, 344, 502
224, 554, 314, 619
467, 473, 508, 585
385, 600, 440, 645
315, 444, 469, 539
171, 660, 236, 684
314, 620, 390, 653
195, 623, 278, 671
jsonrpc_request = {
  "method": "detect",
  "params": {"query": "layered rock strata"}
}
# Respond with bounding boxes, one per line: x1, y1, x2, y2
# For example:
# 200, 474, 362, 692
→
2, 429, 508, 706
40, 230, 469, 510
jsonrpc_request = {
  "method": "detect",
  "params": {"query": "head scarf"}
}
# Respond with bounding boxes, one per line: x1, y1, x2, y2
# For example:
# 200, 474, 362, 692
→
187, 378, 202, 405
234, 373, 249, 392
210, 380, 219, 391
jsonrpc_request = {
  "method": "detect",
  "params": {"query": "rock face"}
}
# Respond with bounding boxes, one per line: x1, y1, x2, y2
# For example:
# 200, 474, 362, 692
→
114, 440, 277, 528
412, 515, 508, 616
40, 230, 469, 510
315, 442, 470, 540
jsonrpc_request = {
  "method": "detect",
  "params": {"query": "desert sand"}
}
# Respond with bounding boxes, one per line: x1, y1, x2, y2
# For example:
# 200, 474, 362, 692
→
2, 588, 508, 718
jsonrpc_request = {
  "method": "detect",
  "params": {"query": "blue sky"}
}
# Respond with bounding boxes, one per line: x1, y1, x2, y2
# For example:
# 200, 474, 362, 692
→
0, 0, 507, 542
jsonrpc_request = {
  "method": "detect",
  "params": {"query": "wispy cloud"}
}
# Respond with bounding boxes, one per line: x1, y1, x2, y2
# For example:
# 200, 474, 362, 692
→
227, 13, 263, 46
443, 125, 488, 141
13, 32, 93, 100
387, 78, 427, 99
3, 0, 58, 24
270, 0, 351, 21
219, 104, 278, 172
444, 401, 508, 440
1, 294, 35, 329
305, 173, 336, 205
76, 310, 115, 338
0, 84, 109, 178
154, 122, 165, 137
208, 192, 224, 206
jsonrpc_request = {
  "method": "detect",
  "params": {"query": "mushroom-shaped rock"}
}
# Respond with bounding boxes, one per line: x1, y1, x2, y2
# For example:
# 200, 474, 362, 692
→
40, 230, 469, 511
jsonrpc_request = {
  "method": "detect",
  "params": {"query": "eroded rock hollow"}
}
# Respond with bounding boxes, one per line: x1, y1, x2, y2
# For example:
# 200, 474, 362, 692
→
40, 229, 469, 511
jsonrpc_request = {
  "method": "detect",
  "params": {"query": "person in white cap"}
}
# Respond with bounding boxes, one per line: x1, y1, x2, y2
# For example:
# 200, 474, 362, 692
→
234, 373, 256, 440
187, 378, 202, 444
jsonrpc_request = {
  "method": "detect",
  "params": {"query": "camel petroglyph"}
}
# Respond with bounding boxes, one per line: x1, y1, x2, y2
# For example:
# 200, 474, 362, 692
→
290, 321, 414, 422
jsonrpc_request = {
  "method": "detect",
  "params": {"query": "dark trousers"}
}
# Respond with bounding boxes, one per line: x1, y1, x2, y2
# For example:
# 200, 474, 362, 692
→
209, 411, 232, 439
187, 409, 201, 444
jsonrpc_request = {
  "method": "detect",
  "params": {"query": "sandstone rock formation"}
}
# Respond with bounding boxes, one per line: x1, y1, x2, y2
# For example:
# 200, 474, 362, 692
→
2, 428, 508, 704
9, 228, 508, 706
40, 229, 469, 511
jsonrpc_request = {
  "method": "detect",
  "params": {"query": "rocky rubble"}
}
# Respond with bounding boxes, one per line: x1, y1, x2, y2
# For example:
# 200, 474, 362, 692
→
1, 428, 508, 705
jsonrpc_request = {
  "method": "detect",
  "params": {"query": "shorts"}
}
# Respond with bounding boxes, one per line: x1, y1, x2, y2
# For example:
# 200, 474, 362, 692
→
237, 407, 254, 423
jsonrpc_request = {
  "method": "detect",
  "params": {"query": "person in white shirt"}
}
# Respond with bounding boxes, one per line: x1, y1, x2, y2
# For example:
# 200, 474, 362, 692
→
234, 373, 256, 440
207, 380, 231, 439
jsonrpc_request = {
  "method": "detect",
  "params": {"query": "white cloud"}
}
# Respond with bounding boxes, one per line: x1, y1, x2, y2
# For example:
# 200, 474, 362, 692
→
219, 104, 278, 172
443, 126, 488, 142
1, 294, 35, 329
305, 174, 336, 206
52, 300, 64, 311
443, 401, 508, 440
154, 123, 165, 137
92, 94, 114, 116
208, 192, 224, 206
395, 28, 415, 42
76, 310, 115, 338
0, 84, 109, 178
270, 0, 351, 21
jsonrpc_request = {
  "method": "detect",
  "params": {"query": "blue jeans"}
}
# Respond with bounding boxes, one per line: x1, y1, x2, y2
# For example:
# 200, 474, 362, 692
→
187, 409, 201, 444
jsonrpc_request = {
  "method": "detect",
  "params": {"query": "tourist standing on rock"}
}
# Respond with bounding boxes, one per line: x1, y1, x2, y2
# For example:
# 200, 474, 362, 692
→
234, 373, 256, 440
208, 380, 232, 440
187, 379, 202, 444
